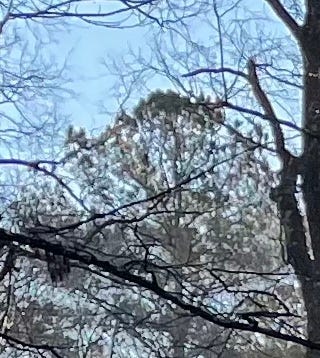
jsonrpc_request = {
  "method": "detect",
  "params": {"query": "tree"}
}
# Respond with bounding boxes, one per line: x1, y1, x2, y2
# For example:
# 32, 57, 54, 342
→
2, 0, 320, 357
0, 0, 159, 205
0, 1, 182, 356
107, 1, 320, 356
2, 89, 303, 357
65, 89, 284, 356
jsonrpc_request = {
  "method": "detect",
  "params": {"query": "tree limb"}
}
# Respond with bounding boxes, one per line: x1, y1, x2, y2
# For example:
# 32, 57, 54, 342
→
264, 0, 301, 39
0, 228, 319, 351
247, 58, 289, 162
182, 67, 247, 79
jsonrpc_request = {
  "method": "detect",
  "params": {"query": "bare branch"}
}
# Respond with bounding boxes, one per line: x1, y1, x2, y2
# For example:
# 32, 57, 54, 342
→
8, 0, 157, 28
247, 58, 289, 161
0, 158, 90, 212
265, 0, 301, 39
0, 0, 13, 34
0, 330, 65, 358
182, 67, 247, 79
0, 228, 318, 352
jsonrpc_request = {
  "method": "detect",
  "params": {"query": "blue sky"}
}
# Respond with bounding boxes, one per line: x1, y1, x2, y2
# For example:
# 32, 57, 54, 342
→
0, 0, 301, 156
59, 23, 149, 130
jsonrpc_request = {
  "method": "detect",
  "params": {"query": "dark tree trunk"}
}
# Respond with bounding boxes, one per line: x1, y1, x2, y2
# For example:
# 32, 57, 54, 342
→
301, 278, 320, 358
277, 2, 320, 356
300, 4, 320, 356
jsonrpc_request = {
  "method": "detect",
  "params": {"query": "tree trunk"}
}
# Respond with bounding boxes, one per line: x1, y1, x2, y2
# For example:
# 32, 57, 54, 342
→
248, 1, 320, 354
172, 316, 189, 358
169, 122, 191, 357
299, 5, 320, 355
301, 278, 320, 358
278, 3, 320, 356
169, 227, 192, 357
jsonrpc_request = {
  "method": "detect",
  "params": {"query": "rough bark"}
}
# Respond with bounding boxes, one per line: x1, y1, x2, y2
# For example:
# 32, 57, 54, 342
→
277, 2, 320, 356
300, 4, 320, 356
301, 278, 320, 358
263, 1, 320, 355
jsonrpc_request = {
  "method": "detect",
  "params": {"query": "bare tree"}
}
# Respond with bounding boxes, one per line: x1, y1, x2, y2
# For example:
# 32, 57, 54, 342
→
110, 1, 320, 357
2, 0, 320, 357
